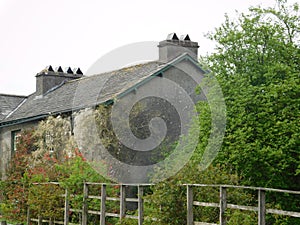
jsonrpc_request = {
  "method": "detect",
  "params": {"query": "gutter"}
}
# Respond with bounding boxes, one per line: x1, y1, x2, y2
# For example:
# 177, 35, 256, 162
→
0, 99, 114, 128
0, 114, 49, 128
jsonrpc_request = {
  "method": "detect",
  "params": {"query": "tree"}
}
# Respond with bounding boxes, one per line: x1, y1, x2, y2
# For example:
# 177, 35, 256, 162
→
203, 0, 300, 223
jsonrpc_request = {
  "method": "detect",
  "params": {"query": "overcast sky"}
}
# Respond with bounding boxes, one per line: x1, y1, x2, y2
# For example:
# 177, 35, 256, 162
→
0, 0, 280, 95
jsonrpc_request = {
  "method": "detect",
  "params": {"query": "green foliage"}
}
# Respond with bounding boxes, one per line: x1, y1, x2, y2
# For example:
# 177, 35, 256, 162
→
206, 0, 300, 188
28, 183, 64, 220
0, 129, 35, 223
202, 0, 300, 224
205, 0, 299, 83
227, 210, 257, 225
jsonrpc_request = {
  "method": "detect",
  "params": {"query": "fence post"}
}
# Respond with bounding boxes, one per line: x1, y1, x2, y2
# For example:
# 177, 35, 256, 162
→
64, 188, 69, 225
100, 184, 106, 225
220, 186, 227, 225
38, 215, 42, 225
82, 182, 88, 225
187, 185, 193, 225
26, 206, 31, 225
258, 189, 266, 225
138, 186, 144, 225
120, 185, 126, 221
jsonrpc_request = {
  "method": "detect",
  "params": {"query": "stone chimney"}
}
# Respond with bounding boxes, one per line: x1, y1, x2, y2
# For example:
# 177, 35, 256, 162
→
36, 65, 83, 96
158, 33, 199, 62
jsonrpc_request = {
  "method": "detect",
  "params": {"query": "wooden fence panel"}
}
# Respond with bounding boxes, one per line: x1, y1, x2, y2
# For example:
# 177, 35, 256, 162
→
1, 182, 299, 225
185, 184, 300, 225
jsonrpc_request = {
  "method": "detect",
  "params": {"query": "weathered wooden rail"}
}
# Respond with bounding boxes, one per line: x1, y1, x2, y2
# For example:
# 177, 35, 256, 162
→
185, 184, 300, 225
1, 183, 300, 224
26, 182, 149, 225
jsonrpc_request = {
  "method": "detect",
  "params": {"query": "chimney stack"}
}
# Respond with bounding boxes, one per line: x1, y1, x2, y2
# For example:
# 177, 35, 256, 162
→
158, 33, 199, 62
36, 65, 83, 96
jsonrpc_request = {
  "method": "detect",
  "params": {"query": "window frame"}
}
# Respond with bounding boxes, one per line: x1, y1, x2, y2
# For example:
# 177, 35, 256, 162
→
11, 129, 21, 155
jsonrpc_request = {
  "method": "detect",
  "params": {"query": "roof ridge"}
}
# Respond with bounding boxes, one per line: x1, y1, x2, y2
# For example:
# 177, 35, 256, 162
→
66, 60, 162, 84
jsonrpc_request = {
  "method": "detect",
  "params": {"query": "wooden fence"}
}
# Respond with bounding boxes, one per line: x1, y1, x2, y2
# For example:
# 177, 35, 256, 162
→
26, 182, 149, 225
186, 184, 300, 225
1, 183, 300, 224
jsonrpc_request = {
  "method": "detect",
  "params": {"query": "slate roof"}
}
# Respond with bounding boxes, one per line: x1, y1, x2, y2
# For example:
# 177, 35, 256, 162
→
0, 60, 165, 125
0, 94, 26, 121
0, 53, 203, 127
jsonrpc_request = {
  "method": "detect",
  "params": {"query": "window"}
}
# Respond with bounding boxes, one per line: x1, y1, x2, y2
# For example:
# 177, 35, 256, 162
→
11, 129, 21, 155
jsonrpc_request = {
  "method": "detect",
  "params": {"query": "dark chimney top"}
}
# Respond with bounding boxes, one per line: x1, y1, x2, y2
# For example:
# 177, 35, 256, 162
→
46, 65, 54, 72
65, 67, 74, 74
158, 33, 199, 62
73, 67, 83, 75
36, 65, 83, 96
55, 66, 64, 73
167, 33, 179, 40
180, 34, 191, 41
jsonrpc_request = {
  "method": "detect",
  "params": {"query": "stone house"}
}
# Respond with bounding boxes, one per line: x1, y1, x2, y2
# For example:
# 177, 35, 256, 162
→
0, 33, 207, 182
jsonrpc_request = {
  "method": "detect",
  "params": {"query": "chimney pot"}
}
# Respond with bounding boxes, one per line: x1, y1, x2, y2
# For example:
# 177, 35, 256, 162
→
180, 34, 191, 41
166, 33, 179, 41
46, 65, 54, 72
65, 67, 73, 74
73, 67, 83, 75
56, 66, 64, 73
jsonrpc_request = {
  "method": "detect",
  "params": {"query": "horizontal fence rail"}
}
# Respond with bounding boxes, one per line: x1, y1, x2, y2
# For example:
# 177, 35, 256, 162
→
1, 183, 300, 225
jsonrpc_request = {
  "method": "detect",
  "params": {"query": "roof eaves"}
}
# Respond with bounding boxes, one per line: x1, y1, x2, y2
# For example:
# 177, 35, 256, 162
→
0, 93, 27, 98
0, 97, 115, 128
0, 114, 48, 128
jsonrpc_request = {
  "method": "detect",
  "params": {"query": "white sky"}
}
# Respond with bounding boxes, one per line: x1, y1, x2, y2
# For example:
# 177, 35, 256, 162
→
0, 0, 280, 95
